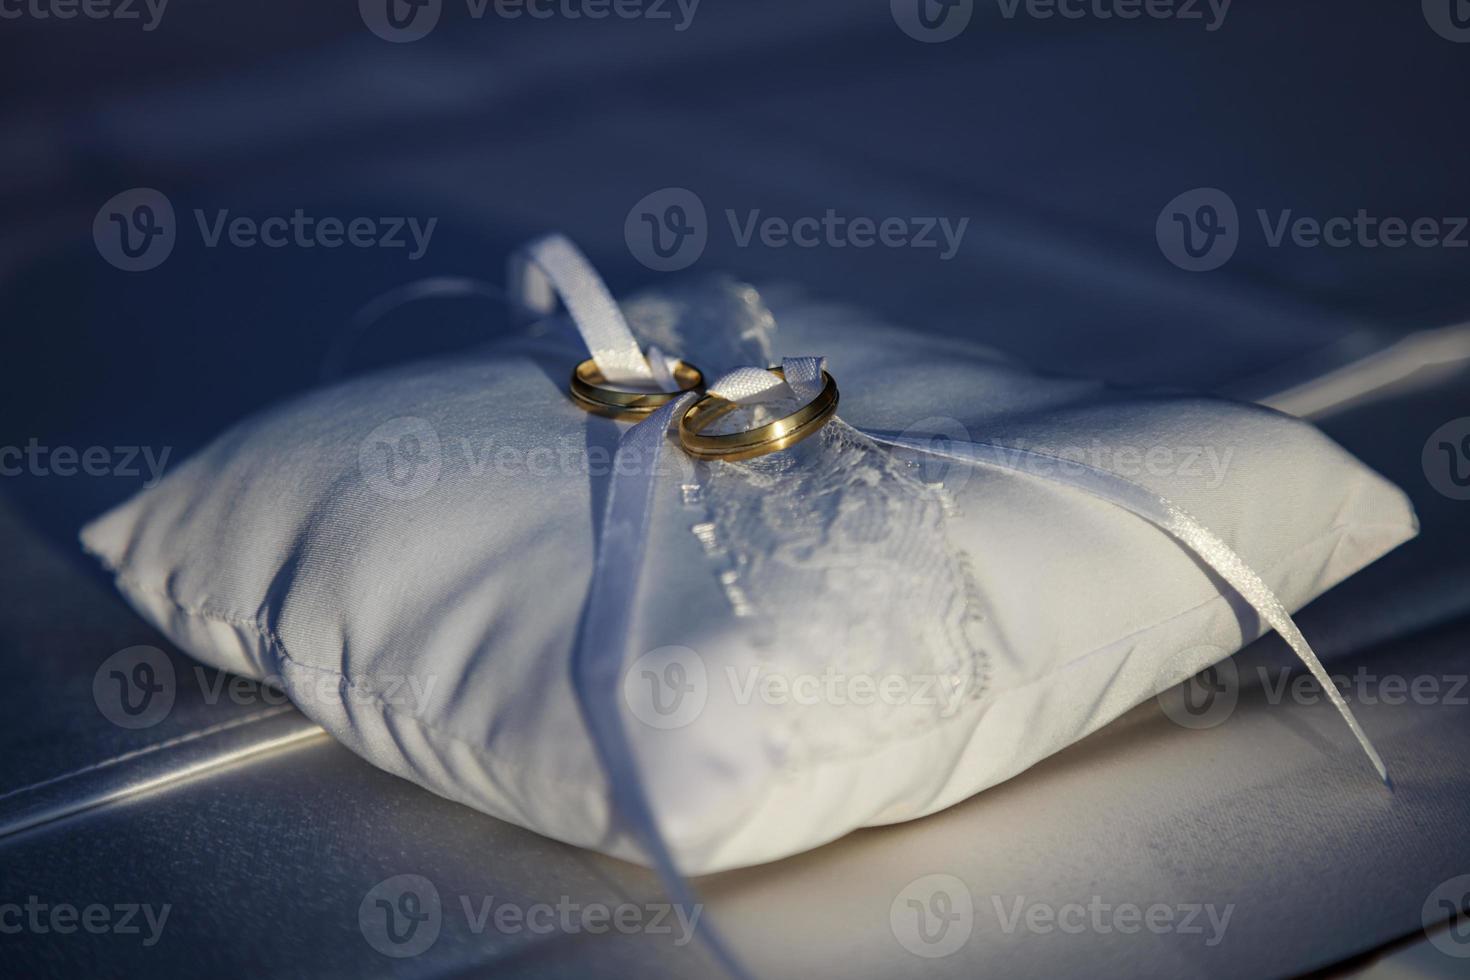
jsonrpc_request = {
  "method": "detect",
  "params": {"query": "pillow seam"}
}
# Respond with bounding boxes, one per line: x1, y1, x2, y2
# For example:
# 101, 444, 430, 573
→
99, 516, 1412, 777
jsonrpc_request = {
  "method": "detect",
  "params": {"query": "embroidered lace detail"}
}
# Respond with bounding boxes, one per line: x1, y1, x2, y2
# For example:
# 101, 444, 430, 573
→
685, 418, 991, 770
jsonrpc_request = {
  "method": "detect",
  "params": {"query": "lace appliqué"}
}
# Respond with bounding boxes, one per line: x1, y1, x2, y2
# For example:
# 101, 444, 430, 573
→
682, 418, 991, 770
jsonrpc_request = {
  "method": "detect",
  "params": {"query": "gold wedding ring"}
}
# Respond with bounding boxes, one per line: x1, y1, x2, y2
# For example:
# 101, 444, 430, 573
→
678, 366, 839, 462
568, 357, 704, 419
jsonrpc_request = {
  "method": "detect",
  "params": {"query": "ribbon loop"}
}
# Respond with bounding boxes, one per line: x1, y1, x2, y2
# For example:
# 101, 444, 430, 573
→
706, 356, 826, 404
508, 234, 674, 386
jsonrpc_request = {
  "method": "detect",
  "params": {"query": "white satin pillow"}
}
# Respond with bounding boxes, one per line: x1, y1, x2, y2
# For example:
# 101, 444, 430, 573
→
80, 280, 1417, 873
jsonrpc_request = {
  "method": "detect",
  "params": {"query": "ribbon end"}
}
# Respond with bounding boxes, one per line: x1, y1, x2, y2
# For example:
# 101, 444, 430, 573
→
1369, 747, 1392, 789
1334, 697, 1391, 788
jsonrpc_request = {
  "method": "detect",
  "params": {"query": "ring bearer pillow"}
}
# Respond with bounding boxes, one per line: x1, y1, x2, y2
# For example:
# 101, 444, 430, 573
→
82, 237, 1416, 875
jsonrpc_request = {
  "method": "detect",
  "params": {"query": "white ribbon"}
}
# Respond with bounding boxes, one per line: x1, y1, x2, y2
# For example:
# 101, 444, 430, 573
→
569, 385, 748, 976
508, 234, 679, 389
700, 356, 825, 403
569, 359, 841, 979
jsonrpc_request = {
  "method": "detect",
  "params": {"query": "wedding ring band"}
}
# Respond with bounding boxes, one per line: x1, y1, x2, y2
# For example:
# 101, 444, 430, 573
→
568, 357, 704, 419
678, 367, 839, 462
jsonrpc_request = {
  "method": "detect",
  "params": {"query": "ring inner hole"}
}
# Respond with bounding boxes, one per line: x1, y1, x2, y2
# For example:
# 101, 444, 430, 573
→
585, 363, 694, 395
700, 389, 807, 436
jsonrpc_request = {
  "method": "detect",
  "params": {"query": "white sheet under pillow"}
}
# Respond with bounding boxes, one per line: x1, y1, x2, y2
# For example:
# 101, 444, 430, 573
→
80, 278, 1417, 874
